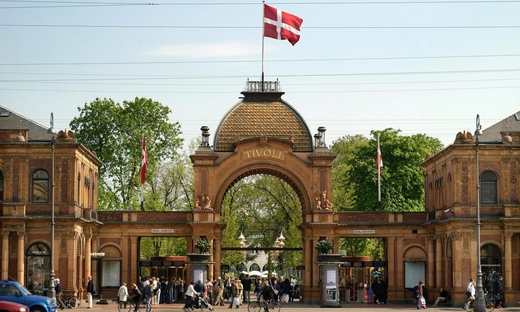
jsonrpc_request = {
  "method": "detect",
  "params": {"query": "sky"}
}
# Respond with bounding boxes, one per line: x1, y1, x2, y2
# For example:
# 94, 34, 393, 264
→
1, 0, 519, 149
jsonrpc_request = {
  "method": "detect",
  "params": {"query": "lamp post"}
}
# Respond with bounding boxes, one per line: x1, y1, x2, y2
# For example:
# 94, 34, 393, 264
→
474, 114, 485, 312
47, 113, 56, 301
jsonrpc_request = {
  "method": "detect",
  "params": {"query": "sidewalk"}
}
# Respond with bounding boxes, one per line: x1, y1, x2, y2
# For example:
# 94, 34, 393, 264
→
77, 301, 520, 311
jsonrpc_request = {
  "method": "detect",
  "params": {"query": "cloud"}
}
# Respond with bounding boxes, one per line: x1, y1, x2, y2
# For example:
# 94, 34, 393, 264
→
147, 42, 261, 58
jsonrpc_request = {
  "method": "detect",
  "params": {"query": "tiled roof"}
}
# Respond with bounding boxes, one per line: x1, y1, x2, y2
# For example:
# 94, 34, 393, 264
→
478, 110, 520, 143
213, 96, 313, 152
0, 105, 52, 141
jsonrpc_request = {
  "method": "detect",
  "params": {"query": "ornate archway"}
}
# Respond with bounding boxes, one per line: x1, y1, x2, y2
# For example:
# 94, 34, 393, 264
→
189, 81, 336, 302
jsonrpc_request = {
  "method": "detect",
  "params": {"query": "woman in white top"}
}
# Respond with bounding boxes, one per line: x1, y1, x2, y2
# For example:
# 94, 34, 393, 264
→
183, 281, 198, 312
463, 278, 476, 310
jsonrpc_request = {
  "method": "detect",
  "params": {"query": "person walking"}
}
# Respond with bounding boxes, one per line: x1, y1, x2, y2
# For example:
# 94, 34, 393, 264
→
86, 276, 94, 309
183, 281, 197, 312
494, 275, 504, 308
416, 280, 426, 309
463, 278, 476, 310
117, 282, 129, 309
55, 278, 66, 310
228, 279, 239, 309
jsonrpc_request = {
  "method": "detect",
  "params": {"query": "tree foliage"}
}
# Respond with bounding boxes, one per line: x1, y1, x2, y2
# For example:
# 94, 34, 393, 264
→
220, 174, 303, 272
332, 128, 443, 212
69, 97, 183, 210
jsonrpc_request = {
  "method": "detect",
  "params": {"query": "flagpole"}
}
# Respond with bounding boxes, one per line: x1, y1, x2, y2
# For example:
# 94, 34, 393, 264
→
261, 1, 265, 91
377, 133, 382, 212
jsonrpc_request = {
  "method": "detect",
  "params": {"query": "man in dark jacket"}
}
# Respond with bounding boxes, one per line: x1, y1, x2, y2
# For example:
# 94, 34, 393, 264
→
494, 276, 504, 308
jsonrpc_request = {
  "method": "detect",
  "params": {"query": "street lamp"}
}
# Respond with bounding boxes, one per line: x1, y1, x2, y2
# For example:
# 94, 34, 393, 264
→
474, 114, 485, 312
47, 113, 56, 301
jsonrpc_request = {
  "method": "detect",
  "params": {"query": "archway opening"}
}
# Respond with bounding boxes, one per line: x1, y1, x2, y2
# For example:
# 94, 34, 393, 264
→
219, 173, 303, 281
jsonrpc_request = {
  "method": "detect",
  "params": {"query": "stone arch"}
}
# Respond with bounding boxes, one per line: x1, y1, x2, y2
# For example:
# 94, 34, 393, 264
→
99, 244, 122, 259
404, 245, 427, 260
213, 163, 310, 215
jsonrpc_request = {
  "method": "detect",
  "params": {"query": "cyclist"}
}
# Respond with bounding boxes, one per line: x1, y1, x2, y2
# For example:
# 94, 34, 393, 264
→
260, 280, 274, 312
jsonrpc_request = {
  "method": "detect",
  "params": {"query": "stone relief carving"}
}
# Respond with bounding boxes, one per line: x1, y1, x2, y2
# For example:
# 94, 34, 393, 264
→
195, 191, 213, 210
315, 190, 333, 211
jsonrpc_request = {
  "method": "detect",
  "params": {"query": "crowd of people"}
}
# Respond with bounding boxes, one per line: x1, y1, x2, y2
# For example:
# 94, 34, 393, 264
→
116, 274, 299, 312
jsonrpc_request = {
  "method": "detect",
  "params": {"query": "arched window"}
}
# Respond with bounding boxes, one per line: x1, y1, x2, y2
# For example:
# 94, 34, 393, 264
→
480, 244, 502, 295
249, 263, 260, 272
32, 170, 49, 203
26, 242, 51, 294
481, 171, 498, 204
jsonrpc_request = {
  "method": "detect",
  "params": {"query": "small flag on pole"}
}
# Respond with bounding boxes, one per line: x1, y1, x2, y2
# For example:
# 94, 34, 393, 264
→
377, 141, 383, 177
263, 3, 303, 45
141, 136, 148, 184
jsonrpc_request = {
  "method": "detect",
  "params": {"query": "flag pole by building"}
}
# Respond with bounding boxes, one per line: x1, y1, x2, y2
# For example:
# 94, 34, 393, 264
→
261, 1, 266, 91
377, 133, 383, 212
140, 135, 148, 211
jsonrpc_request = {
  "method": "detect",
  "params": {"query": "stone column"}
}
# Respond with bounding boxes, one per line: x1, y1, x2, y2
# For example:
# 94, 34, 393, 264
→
427, 236, 435, 295
386, 236, 396, 299
17, 231, 25, 284
504, 232, 512, 290
130, 236, 137, 283
452, 233, 463, 292
121, 235, 129, 284
396, 237, 405, 294
85, 232, 92, 284
302, 236, 312, 303
435, 235, 443, 288
213, 237, 221, 279
1, 231, 9, 280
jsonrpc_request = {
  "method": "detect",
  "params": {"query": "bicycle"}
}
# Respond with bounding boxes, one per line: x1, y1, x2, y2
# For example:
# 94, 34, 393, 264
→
464, 291, 494, 312
61, 292, 79, 309
118, 297, 146, 312
248, 296, 280, 312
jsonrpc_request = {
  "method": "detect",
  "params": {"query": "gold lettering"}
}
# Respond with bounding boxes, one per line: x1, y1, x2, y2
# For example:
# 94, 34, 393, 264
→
244, 148, 284, 160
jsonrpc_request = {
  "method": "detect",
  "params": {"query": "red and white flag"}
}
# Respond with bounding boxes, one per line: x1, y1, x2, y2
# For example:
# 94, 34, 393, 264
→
376, 141, 383, 177
263, 4, 303, 46
141, 136, 148, 184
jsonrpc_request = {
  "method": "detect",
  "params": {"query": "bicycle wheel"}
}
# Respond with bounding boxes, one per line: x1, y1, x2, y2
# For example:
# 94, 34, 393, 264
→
268, 301, 281, 312
247, 301, 262, 312
68, 297, 78, 309
485, 299, 495, 312
117, 301, 126, 312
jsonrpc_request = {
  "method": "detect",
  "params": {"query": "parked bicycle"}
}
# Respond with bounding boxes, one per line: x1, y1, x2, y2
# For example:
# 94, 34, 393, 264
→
61, 292, 79, 309
464, 291, 494, 312
248, 296, 281, 312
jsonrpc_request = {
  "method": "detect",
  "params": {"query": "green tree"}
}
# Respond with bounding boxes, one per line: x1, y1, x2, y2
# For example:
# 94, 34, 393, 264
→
334, 128, 443, 212
69, 97, 183, 211
220, 174, 303, 272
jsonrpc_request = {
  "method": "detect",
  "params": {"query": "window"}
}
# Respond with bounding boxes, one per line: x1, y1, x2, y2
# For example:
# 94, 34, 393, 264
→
481, 171, 498, 204
101, 261, 121, 287
32, 170, 49, 203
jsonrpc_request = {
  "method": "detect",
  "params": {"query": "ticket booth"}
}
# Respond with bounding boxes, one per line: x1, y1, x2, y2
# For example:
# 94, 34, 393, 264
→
318, 258, 342, 308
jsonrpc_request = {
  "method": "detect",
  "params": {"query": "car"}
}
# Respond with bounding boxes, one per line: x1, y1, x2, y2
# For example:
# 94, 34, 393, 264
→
0, 299, 29, 312
0, 281, 57, 312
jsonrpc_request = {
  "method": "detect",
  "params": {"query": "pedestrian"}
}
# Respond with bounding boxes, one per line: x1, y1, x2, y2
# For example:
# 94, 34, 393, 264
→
228, 279, 239, 309
416, 280, 426, 309
494, 276, 504, 308
55, 278, 66, 310
183, 281, 197, 312
117, 282, 129, 309
86, 276, 94, 309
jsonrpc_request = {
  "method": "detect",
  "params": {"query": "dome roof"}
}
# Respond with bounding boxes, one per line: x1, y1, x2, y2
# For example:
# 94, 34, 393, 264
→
213, 90, 313, 152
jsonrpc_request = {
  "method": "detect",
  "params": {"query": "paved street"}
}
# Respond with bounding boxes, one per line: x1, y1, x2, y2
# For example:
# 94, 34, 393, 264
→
74, 300, 520, 311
